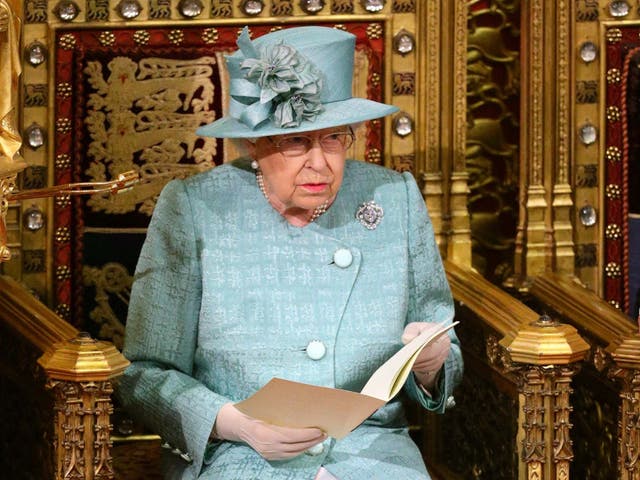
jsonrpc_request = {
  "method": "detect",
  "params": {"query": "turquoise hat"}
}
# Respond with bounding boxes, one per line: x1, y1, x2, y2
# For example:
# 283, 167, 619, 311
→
196, 26, 398, 138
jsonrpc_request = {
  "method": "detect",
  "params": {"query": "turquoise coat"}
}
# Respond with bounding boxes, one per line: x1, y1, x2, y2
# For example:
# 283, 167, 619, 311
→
117, 159, 463, 480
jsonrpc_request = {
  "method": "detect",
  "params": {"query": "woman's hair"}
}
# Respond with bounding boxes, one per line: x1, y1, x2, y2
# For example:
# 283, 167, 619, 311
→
230, 138, 256, 157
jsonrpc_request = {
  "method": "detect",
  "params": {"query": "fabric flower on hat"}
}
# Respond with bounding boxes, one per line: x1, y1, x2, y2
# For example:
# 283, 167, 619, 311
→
236, 27, 324, 129
274, 83, 323, 128
242, 43, 303, 103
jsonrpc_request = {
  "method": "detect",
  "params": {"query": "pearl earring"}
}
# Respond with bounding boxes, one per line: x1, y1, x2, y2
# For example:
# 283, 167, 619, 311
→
251, 160, 259, 170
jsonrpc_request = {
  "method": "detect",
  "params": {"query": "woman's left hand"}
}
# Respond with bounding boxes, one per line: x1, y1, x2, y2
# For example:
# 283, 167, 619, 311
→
401, 322, 451, 390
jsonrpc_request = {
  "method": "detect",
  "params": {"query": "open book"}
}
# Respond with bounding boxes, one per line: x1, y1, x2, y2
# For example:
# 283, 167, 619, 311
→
234, 320, 459, 439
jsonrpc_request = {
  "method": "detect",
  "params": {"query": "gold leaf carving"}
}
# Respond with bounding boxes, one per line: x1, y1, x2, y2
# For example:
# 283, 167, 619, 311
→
149, 0, 171, 18
271, 0, 293, 15
25, 0, 48, 23
332, 0, 353, 14
392, 0, 415, 13
211, 0, 233, 17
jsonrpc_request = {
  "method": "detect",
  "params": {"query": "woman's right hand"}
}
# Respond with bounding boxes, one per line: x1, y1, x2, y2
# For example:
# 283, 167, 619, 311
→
211, 402, 327, 460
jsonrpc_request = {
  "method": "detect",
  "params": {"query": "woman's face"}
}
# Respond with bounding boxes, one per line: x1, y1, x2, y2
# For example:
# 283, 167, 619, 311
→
248, 127, 350, 220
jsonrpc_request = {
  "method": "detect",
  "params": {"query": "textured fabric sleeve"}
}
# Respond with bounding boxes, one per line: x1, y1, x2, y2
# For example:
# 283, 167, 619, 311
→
400, 172, 464, 413
115, 179, 226, 478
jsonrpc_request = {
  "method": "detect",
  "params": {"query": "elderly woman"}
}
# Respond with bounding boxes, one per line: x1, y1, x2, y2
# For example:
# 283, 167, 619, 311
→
117, 26, 463, 480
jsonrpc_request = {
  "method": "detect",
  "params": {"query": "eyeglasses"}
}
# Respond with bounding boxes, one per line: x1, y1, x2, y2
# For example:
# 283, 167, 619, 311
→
268, 128, 354, 158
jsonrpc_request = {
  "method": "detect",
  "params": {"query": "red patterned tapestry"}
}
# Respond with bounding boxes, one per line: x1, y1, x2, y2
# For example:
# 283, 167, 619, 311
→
605, 25, 640, 313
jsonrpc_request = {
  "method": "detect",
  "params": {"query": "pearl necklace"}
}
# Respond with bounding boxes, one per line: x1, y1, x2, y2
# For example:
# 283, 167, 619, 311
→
255, 170, 328, 223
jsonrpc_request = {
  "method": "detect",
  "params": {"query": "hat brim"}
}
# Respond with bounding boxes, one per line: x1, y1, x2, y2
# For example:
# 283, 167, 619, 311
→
196, 98, 399, 138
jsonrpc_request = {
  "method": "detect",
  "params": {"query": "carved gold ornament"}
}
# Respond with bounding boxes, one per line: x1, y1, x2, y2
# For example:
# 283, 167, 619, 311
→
55, 117, 71, 134
0, 175, 18, 262
592, 345, 610, 372
55, 154, 71, 170
606, 68, 621, 84
55, 265, 71, 281
606, 105, 620, 122
605, 146, 621, 162
392, 0, 414, 13
54, 194, 70, 208
168, 29, 184, 45
605, 262, 621, 278
58, 33, 76, 50
211, 0, 233, 17
606, 28, 622, 43
393, 72, 414, 95
39, 333, 130, 480
54, 303, 71, 319
392, 154, 414, 173
605, 184, 621, 199
366, 148, 381, 164
133, 30, 150, 45
149, 0, 171, 18
54, 226, 70, 244
606, 224, 622, 239
201, 27, 218, 44
98, 31, 116, 47
56, 82, 72, 99
366, 23, 383, 40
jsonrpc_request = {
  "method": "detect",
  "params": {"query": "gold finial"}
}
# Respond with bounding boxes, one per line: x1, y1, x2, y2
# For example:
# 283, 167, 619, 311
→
501, 315, 590, 365
38, 331, 130, 382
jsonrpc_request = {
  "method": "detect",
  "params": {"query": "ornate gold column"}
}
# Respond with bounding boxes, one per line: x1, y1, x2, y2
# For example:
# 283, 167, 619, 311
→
0, 160, 24, 261
610, 337, 640, 480
515, 0, 575, 283
498, 316, 589, 480
550, 1, 575, 277
0, 0, 25, 264
38, 332, 130, 480
417, 0, 470, 264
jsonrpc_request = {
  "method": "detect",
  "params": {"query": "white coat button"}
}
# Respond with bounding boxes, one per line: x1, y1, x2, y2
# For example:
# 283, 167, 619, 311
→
305, 443, 325, 456
333, 248, 353, 268
446, 395, 456, 409
306, 340, 326, 360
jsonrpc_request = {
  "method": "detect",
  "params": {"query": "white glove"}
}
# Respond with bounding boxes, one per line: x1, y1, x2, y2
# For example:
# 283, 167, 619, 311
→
402, 322, 451, 390
212, 402, 327, 460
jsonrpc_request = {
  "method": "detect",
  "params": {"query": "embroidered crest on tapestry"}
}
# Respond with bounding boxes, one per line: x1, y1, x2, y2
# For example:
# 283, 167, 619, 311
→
84, 56, 218, 216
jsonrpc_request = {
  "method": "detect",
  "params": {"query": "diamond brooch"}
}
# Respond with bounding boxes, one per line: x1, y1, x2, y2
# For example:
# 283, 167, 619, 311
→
356, 200, 383, 230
